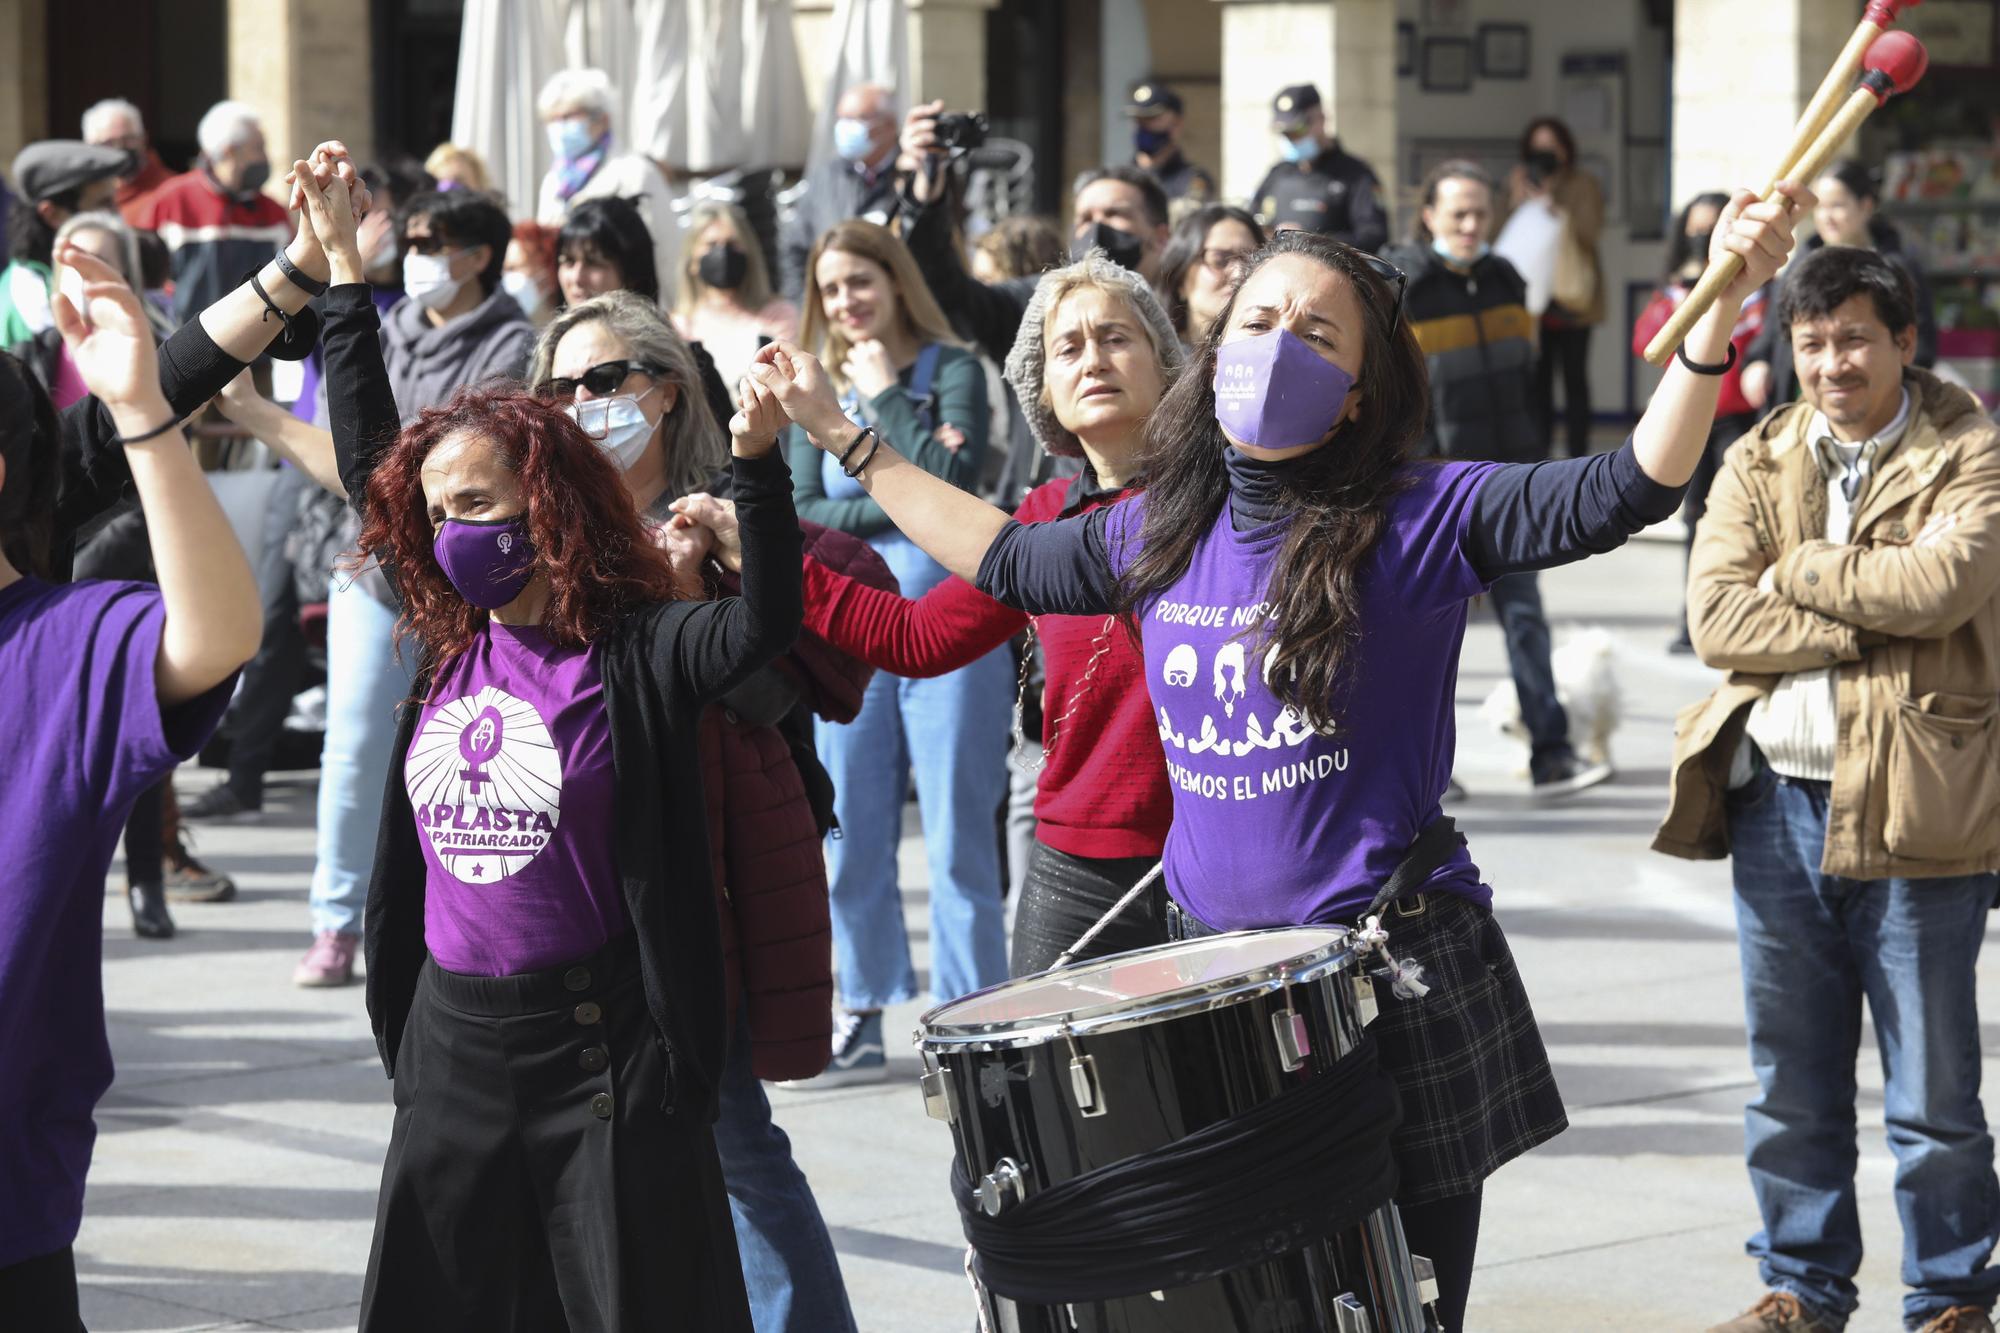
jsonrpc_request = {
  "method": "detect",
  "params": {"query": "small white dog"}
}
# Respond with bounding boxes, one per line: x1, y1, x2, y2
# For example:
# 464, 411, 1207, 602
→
1478, 627, 1622, 773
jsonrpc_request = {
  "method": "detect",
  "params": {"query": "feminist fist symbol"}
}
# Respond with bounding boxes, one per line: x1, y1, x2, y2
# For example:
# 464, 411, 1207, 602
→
458, 706, 506, 794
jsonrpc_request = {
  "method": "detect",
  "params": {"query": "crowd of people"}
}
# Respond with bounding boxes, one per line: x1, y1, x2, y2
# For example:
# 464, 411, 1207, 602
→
2, 61, 1996, 1333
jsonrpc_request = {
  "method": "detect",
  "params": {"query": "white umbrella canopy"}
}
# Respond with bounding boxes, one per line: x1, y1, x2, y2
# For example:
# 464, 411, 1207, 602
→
453, 0, 814, 202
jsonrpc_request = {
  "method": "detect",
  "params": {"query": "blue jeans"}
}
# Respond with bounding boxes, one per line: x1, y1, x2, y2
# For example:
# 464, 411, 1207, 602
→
714, 1014, 856, 1333
308, 578, 413, 937
1727, 762, 2000, 1328
816, 539, 1011, 1009
1486, 572, 1573, 776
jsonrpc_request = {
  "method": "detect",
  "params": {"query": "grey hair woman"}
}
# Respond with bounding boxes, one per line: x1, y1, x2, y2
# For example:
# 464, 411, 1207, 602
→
529, 289, 728, 514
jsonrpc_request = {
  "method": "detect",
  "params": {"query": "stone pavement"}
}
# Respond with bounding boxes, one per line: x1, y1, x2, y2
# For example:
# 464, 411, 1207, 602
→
80, 530, 2000, 1332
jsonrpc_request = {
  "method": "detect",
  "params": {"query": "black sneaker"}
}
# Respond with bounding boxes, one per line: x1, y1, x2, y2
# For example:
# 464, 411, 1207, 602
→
180, 784, 262, 825
128, 882, 176, 939
777, 1010, 888, 1090
1531, 755, 1614, 800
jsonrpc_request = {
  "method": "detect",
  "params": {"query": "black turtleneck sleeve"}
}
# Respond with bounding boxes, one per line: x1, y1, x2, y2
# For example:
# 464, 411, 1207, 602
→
973, 508, 1120, 616
1464, 438, 1687, 581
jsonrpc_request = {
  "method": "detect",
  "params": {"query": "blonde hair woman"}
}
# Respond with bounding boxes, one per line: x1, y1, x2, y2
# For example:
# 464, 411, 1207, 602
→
777, 218, 1008, 1086
424, 142, 493, 194
672, 202, 796, 389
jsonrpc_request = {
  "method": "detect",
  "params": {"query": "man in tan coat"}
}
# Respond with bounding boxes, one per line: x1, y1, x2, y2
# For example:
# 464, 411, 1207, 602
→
1658, 245, 2000, 1333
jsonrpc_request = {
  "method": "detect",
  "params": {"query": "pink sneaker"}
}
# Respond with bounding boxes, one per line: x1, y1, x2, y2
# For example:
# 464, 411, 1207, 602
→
294, 932, 359, 988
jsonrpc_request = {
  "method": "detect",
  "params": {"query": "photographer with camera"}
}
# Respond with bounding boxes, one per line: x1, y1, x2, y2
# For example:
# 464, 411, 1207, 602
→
895, 100, 1172, 367
779, 84, 907, 299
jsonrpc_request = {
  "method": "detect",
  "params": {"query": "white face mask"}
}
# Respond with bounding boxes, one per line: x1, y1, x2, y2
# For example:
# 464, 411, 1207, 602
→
566, 386, 661, 471
403, 250, 466, 311
501, 269, 547, 320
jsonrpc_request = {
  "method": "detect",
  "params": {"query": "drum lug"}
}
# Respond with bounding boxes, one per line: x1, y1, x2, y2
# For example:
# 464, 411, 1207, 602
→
919, 1067, 957, 1124
977, 1157, 1026, 1216
1332, 1293, 1375, 1333
1352, 972, 1379, 1026
1060, 1025, 1107, 1117
1272, 1007, 1311, 1071
1411, 1252, 1440, 1308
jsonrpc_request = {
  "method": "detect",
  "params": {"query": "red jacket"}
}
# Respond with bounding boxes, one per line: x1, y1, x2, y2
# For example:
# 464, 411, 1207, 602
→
801, 473, 1170, 860
706, 519, 889, 1080
1632, 282, 1767, 419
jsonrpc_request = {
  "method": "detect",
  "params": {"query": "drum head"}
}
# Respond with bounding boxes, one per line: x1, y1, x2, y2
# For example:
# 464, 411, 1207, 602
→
920, 928, 1354, 1049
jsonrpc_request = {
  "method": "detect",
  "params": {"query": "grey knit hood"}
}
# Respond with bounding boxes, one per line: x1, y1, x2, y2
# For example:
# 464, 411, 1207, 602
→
1002, 251, 1184, 458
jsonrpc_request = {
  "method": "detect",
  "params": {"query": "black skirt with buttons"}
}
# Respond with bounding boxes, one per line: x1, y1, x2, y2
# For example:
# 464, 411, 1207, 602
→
358, 932, 752, 1333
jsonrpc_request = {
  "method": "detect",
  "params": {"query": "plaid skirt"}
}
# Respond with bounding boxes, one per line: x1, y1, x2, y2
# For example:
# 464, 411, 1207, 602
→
1172, 891, 1568, 1204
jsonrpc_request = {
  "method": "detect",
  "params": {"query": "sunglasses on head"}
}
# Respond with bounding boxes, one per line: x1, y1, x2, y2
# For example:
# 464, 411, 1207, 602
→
1346, 249, 1408, 340
545, 359, 665, 400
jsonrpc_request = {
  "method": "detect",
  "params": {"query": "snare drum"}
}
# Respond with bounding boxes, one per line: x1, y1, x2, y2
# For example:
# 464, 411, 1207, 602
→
917, 929, 1439, 1333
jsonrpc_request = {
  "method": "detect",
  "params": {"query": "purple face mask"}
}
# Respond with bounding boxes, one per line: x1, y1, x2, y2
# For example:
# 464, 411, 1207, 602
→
434, 516, 537, 610
1213, 328, 1356, 450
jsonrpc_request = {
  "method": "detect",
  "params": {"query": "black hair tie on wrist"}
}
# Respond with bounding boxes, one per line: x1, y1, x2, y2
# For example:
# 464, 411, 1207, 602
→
113, 415, 184, 447
842, 431, 883, 479
837, 425, 874, 469
244, 269, 322, 362
1676, 341, 1738, 376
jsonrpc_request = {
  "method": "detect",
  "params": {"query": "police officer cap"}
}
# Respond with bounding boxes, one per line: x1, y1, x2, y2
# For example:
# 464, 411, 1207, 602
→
11, 140, 131, 204
1271, 84, 1322, 130
1125, 81, 1184, 117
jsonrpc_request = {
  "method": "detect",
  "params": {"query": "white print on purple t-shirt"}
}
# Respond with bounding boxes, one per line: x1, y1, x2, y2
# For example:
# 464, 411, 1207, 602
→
404, 685, 562, 883
1151, 616, 1348, 803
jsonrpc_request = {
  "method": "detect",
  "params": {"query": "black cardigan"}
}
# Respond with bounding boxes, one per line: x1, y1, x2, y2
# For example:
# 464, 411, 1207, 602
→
319, 285, 804, 1123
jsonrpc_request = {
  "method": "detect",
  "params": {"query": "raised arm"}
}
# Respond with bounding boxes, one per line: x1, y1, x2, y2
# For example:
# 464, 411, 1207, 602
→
1769, 424, 2000, 640
655, 376, 804, 700
213, 368, 345, 496
898, 103, 1035, 364
784, 426, 893, 537
54, 247, 260, 704
1630, 184, 1811, 491
750, 341, 1012, 582
1688, 449, 1863, 674
1465, 443, 1685, 581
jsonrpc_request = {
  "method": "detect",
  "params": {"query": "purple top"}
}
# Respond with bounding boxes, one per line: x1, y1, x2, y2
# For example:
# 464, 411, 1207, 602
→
1106, 461, 1502, 929
408, 621, 626, 975
0, 577, 232, 1268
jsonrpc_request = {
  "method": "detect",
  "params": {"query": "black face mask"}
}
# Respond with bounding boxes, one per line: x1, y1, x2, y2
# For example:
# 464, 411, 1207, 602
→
1071, 222, 1144, 272
698, 243, 750, 291
238, 159, 272, 196
1524, 150, 1562, 184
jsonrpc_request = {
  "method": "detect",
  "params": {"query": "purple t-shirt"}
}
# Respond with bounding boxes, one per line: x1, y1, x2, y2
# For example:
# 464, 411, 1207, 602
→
0, 577, 232, 1268
1106, 460, 1502, 929
408, 621, 626, 976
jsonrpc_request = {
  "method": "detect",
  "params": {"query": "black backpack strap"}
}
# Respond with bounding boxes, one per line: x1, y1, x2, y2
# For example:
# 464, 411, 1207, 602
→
1362, 814, 1465, 920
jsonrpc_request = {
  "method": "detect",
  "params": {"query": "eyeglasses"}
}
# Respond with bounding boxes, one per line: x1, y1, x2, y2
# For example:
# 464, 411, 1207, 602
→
403, 235, 462, 258
1350, 249, 1408, 340
1200, 247, 1255, 275
545, 359, 664, 400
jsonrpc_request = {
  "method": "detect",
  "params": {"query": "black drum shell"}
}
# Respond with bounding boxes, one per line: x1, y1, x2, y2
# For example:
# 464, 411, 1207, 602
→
927, 951, 1388, 1332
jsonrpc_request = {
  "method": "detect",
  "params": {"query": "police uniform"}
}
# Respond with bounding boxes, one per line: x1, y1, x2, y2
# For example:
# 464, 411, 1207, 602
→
1126, 82, 1217, 206
1250, 84, 1388, 253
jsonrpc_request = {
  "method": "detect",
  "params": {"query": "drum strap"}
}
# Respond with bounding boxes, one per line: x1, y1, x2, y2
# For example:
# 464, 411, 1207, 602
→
1364, 813, 1464, 918
952, 1032, 1402, 1305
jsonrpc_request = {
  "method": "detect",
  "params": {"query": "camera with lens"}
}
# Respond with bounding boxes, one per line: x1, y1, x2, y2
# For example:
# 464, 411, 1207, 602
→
933, 112, 989, 151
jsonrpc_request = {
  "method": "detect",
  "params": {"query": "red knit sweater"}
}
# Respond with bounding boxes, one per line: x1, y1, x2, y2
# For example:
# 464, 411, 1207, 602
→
803, 474, 1169, 859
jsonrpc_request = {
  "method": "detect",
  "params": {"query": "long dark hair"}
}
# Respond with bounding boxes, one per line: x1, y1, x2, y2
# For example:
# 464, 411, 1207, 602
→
1119, 230, 1429, 731
557, 197, 660, 304
0, 352, 60, 579
1154, 204, 1265, 340
1663, 191, 1730, 283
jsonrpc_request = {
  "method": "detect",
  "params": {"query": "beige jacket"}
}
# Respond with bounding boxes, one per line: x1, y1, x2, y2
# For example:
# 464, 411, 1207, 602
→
1653, 368, 2000, 879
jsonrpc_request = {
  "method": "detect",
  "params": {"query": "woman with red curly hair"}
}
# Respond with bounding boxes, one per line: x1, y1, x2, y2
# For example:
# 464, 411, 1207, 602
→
293, 155, 797, 1331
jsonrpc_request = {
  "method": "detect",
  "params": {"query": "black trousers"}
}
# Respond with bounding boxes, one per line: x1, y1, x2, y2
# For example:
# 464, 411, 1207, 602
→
360, 936, 751, 1333
1008, 840, 1169, 977
1678, 412, 1759, 628
0, 1245, 84, 1332
224, 466, 310, 804
1535, 320, 1594, 459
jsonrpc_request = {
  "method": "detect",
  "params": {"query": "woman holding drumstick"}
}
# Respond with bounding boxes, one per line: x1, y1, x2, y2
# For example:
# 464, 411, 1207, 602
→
732, 183, 1812, 1327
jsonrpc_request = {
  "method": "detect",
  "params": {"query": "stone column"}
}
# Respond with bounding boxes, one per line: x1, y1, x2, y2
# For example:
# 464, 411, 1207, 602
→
0, 0, 49, 168
1214, 0, 1398, 212
227, 0, 375, 173
1671, 0, 1851, 207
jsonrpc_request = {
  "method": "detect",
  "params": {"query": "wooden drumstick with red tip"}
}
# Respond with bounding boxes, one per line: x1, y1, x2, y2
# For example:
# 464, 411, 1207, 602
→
1768, 0, 1922, 192
1644, 31, 1928, 368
